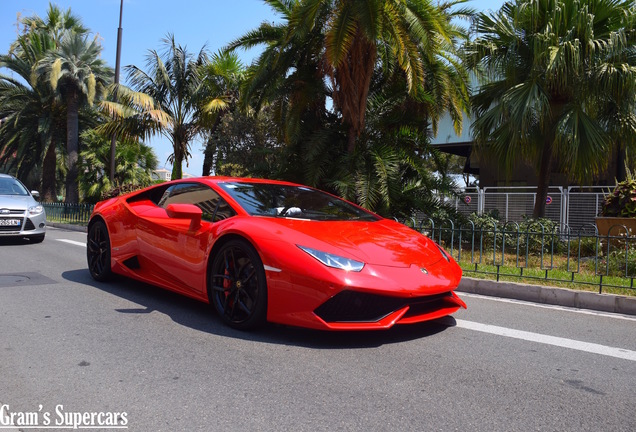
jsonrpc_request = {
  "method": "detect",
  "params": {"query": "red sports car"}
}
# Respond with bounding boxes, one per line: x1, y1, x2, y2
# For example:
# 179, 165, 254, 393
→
87, 177, 465, 330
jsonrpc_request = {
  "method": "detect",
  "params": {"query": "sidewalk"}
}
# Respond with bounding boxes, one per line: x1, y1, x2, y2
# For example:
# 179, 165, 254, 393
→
47, 221, 88, 232
458, 276, 636, 316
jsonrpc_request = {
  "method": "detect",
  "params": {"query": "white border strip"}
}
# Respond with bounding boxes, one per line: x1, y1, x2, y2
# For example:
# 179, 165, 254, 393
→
456, 319, 636, 361
56, 239, 86, 248
263, 265, 281, 273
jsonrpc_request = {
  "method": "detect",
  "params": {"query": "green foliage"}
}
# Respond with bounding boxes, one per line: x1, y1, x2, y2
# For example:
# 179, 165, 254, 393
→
466, 0, 636, 217
567, 236, 599, 259
601, 166, 636, 218
225, 0, 472, 218
461, 213, 563, 255
200, 51, 245, 176
204, 107, 286, 179
79, 130, 158, 203
603, 249, 636, 277
36, 27, 112, 203
0, 4, 113, 202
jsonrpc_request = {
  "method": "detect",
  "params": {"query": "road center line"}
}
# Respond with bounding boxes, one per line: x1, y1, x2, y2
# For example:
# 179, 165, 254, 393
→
56, 239, 86, 247
456, 319, 636, 362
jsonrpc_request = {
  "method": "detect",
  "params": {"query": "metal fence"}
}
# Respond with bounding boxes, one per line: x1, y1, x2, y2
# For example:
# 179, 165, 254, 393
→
450, 186, 611, 232
406, 217, 635, 294
43, 202, 94, 224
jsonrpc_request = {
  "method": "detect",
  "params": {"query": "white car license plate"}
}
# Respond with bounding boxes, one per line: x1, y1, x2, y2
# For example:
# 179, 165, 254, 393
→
0, 219, 21, 226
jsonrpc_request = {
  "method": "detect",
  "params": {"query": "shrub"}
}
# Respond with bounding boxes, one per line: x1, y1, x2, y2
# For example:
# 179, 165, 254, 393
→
601, 165, 636, 218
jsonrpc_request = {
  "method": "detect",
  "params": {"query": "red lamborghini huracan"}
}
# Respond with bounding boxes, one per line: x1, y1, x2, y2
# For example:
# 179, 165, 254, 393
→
87, 177, 465, 330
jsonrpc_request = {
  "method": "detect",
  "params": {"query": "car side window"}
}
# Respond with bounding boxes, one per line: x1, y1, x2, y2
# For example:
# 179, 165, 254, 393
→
158, 183, 236, 222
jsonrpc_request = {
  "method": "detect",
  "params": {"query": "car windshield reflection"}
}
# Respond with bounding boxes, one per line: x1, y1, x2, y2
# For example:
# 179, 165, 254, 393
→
219, 182, 380, 222
0, 178, 29, 196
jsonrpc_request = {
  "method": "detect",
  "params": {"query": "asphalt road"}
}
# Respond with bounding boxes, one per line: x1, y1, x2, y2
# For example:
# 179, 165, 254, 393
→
1, 227, 635, 431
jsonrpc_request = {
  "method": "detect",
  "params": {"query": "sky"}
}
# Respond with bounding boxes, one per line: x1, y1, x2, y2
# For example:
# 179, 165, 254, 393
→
1, 0, 505, 177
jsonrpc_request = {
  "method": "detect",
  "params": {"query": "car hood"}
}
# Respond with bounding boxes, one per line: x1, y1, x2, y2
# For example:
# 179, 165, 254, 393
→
257, 217, 446, 268
0, 195, 35, 211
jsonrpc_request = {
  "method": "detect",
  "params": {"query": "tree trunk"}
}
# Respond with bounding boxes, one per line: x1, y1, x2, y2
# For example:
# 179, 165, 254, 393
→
65, 90, 80, 203
171, 143, 183, 180
332, 30, 376, 154
615, 142, 626, 182
41, 140, 57, 202
346, 127, 357, 154
533, 131, 555, 218
202, 139, 216, 177
202, 114, 224, 176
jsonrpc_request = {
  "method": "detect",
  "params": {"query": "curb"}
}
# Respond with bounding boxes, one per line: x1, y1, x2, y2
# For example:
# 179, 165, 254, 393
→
458, 276, 636, 316
47, 221, 88, 233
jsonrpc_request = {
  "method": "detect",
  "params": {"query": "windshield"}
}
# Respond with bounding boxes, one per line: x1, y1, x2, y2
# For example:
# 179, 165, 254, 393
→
219, 182, 380, 222
0, 178, 29, 196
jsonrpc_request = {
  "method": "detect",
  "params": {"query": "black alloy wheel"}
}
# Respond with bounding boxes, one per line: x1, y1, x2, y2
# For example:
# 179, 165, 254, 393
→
87, 220, 112, 281
209, 239, 267, 330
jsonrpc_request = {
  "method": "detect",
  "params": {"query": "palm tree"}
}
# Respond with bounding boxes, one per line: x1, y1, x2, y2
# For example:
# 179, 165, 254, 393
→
227, 0, 470, 214
0, 32, 61, 194
225, 0, 334, 187
39, 32, 112, 203
199, 51, 245, 176
331, 71, 465, 217
107, 35, 209, 180
286, 0, 470, 153
227, 0, 330, 145
18, 3, 88, 45
466, 0, 636, 217
1, 4, 90, 199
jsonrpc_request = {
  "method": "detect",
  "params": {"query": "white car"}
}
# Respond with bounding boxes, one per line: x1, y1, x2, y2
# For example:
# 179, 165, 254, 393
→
0, 174, 46, 243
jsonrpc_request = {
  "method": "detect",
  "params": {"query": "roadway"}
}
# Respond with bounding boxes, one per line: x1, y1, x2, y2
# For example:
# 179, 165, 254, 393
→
0, 227, 634, 431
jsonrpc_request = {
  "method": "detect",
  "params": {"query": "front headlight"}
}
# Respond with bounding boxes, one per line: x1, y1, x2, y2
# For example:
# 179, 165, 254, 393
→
28, 205, 44, 216
297, 245, 365, 272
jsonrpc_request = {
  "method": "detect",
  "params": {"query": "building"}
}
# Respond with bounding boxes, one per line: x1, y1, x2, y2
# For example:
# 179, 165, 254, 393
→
151, 168, 171, 182
431, 111, 625, 188
151, 168, 197, 181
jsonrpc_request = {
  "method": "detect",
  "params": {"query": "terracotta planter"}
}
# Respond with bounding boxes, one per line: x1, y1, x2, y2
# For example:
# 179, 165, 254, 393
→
595, 217, 636, 237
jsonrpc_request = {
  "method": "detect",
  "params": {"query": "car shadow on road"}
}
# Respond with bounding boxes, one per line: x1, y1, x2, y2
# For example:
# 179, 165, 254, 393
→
62, 268, 457, 349
0, 237, 38, 246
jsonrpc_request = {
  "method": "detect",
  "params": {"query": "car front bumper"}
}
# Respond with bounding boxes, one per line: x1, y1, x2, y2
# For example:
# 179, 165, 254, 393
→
0, 210, 46, 237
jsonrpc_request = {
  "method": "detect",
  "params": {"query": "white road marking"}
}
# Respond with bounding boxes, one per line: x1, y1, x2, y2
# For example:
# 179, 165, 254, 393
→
56, 239, 86, 247
458, 292, 636, 322
456, 319, 636, 362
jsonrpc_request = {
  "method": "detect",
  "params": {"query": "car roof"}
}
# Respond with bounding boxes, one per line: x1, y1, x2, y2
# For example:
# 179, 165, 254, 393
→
176, 176, 304, 187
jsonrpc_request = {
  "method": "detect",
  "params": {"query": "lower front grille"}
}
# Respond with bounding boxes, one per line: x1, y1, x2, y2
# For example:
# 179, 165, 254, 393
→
24, 218, 36, 231
314, 290, 453, 323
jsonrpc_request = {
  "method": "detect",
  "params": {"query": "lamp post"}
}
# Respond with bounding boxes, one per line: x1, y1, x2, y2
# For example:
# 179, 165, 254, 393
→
109, 0, 124, 183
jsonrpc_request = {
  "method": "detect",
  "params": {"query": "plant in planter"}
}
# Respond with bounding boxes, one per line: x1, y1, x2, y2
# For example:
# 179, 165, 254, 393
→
601, 172, 636, 218
596, 165, 636, 237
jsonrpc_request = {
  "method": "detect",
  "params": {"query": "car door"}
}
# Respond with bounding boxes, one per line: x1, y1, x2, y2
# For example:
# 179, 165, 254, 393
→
135, 182, 235, 297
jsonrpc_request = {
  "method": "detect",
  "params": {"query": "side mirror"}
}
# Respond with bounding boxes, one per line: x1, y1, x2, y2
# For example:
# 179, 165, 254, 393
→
31, 191, 40, 200
166, 203, 202, 230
